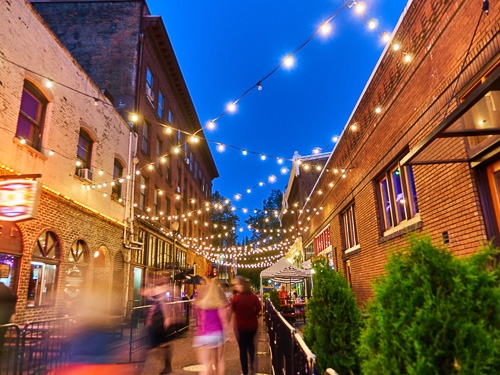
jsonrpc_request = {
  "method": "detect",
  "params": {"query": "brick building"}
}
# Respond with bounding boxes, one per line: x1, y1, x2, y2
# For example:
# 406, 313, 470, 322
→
286, 0, 500, 306
29, 0, 218, 304
0, 0, 132, 322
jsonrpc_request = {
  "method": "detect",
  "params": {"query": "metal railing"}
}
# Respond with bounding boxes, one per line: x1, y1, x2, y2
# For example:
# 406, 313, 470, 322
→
0, 317, 76, 375
128, 300, 191, 362
264, 299, 318, 375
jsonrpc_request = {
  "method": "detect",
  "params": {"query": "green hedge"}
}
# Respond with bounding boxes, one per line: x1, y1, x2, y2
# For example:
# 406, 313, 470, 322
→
359, 235, 500, 374
304, 257, 364, 374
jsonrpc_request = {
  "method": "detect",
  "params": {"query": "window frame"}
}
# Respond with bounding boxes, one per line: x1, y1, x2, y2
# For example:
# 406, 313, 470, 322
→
112, 159, 124, 201
341, 203, 359, 251
157, 90, 164, 120
377, 162, 419, 233
76, 129, 93, 170
146, 67, 155, 105
141, 121, 150, 155
16, 80, 48, 151
27, 231, 61, 308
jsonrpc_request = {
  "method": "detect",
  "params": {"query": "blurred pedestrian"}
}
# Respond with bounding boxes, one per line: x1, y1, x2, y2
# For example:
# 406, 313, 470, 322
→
0, 282, 17, 353
230, 276, 262, 375
192, 277, 229, 375
279, 284, 288, 306
141, 276, 178, 375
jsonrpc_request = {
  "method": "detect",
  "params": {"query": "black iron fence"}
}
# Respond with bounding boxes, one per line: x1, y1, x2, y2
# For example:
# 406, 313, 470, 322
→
0, 317, 75, 375
265, 299, 318, 375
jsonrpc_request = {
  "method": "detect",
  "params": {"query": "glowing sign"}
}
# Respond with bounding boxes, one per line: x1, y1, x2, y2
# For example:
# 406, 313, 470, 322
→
0, 180, 42, 221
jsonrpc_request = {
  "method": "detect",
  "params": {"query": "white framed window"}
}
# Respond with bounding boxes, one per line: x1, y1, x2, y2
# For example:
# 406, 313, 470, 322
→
342, 204, 358, 250
146, 67, 154, 105
378, 164, 419, 231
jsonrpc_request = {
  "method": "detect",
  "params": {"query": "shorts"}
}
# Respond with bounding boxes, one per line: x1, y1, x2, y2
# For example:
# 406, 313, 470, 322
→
192, 331, 225, 349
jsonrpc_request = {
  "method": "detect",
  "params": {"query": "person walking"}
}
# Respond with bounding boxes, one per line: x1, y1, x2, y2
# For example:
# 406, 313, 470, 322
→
141, 276, 179, 375
192, 277, 229, 375
230, 277, 262, 375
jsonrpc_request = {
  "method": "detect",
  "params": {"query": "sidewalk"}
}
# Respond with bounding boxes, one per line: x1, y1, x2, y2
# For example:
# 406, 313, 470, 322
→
52, 315, 272, 375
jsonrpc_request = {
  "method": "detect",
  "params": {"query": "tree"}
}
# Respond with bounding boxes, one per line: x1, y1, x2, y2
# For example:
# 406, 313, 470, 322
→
359, 235, 500, 374
210, 191, 240, 267
304, 257, 363, 375
234, 188, 284, 275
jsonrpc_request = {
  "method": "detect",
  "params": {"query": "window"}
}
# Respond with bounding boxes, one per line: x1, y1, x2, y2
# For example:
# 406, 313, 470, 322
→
378, 164, 419, 231
168, 110, 173, 125
28, 231, 60, 307
140, 175, 148, 211
76, 129, 93, 171
142, 121, 150, 155
342, 204, 358, 250
65, 240, 89, 300
158, 90, 164, 119
16, 81, 47, 150
166, 155, 172, 183
146, 67, 154, 104
177, 167, 182, 193
112, 159, 124, 200
165, 197, 171, 226
154, 187, 159, 217
156, 139, 162, 169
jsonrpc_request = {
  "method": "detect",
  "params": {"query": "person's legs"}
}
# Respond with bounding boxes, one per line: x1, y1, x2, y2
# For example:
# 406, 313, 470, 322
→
237, 331, 250, 375
247, 330, 257, 374
215, 343, 225, 375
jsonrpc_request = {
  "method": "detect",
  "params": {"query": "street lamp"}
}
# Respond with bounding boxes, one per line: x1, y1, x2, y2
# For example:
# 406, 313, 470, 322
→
171, 221, 179, 298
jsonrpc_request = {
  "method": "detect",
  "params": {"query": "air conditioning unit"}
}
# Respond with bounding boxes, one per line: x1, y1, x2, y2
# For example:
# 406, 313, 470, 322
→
184, 157, 190, 165
77, 168, 93, 181
175, 186, 181, 193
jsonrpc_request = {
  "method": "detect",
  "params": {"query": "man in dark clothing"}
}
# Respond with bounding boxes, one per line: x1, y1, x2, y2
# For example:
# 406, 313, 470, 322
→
230, 277, 262, 375
0, 282, 17, 353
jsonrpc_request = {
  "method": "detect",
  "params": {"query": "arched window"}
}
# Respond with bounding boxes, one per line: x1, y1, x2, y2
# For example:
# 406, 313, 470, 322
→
16, 80, 48, 151
28, 231, 60, 307
65, 239, 89, 301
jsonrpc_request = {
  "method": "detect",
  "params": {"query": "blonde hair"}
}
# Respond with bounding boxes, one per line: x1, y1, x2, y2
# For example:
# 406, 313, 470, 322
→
194, 278, 227, 310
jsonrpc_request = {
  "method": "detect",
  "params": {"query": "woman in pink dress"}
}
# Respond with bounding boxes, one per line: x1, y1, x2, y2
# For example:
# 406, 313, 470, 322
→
192, 278, 229, 375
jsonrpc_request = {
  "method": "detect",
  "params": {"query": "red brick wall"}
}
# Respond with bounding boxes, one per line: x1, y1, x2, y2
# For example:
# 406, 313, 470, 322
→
304, 0, 500, 307
14, 189, 124, 323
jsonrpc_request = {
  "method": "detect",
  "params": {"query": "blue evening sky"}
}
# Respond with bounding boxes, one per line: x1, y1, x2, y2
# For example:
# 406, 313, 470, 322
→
147, 0, 409, 231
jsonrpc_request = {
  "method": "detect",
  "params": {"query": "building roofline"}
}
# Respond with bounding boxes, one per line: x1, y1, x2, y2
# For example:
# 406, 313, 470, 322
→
142, 15, 219, 179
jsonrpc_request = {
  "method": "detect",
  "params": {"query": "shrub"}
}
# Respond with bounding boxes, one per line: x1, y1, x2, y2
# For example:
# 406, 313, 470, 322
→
268, 289, 281, 311
304, 257, 364, 374
359, 234, 500, 374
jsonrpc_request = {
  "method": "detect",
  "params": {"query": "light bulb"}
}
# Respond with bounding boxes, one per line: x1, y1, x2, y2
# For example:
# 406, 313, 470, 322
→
226, 102, 237, 113
283, 55, 295, 68
260, 154, 266, 161
130, 113, 139, 122
368, 18, 377, 30
206, 120, 216, 130
45, 79, 53, 88
382, 32, 391, 43
242, 150, 248, 156
393, 43, 401, 51
320, 21, 332, 36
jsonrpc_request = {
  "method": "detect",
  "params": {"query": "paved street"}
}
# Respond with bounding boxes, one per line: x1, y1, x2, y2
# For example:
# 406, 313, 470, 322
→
51, 315, 272, 375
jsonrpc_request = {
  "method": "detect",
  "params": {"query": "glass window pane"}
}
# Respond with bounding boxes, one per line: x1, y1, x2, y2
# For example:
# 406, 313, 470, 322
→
20, 89, 41, 122
391, 168, 406, 224
380, 178, 393, 229
405, 166, 419, 216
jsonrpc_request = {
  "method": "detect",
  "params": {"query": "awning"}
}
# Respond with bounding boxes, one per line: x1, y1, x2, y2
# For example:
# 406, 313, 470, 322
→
401, 66, 500, 167
260, 257, 292, 278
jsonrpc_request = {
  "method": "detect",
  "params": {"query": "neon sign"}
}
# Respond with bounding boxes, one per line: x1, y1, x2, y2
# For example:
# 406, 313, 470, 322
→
0, 180, 42, 221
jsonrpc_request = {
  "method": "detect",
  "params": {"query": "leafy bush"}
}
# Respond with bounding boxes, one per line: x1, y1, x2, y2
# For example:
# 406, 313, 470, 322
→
268, 289, 281, 311
359, 235, 500, 374
304, 257, 364, 374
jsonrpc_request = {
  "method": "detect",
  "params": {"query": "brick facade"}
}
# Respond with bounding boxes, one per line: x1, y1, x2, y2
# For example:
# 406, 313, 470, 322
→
289, 0, 500, 307
29, 0, 219, 299
0, 0, 132, 322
